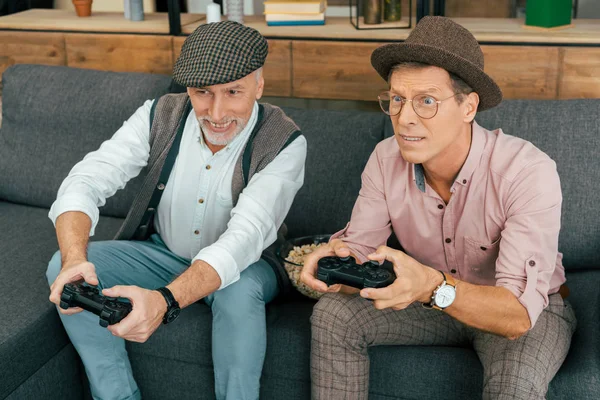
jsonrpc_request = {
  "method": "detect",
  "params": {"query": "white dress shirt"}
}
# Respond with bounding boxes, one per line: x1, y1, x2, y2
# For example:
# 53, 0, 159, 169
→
49, 100, 307, 289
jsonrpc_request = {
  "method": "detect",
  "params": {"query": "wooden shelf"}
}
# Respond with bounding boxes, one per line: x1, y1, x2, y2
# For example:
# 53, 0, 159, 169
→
184, 15, 600, 45
0, 9, 205, 34
1, 9, 599, 100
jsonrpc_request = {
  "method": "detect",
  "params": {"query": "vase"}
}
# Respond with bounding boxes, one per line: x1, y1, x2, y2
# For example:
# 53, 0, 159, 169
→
129, 0, 144, 21
226, 0, 244, 24
72, 0, 93, 18
384, 0, 402, 22
364, 0, 383, 25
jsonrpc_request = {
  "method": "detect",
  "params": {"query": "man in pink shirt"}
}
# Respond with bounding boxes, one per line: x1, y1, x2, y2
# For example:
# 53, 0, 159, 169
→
301, 16, 576, 400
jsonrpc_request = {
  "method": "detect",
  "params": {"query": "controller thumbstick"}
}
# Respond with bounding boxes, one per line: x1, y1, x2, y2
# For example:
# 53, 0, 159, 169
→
340, 256, 352, 262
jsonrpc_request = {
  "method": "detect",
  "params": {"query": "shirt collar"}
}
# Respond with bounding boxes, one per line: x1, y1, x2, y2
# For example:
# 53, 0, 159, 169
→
454, 121, 486, 187
412, 121, 486, 192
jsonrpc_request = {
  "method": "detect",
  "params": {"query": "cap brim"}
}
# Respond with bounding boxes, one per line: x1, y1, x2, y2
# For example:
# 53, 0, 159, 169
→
371, 43, 502, 111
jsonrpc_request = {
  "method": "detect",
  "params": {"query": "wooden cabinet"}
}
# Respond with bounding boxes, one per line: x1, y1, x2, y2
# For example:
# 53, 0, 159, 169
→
482, 46, 560, 100
0, 31, 66, 79
1, 12, 599, 100
559, 48, 600, 99
292, 41, 388, 101
66, 34, 174, 75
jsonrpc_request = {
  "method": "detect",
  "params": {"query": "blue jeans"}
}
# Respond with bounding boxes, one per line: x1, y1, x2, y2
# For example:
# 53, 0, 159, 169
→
46, 234, 279, 400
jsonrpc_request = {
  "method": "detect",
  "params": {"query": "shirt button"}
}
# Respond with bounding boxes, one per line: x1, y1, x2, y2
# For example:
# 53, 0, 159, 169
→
157, 183, 165, 190
451, 269, 457, 274
462, 179, 467, 184
445, 238, 452, 244
480, 246, 487, 251
194, 230, 200, 235
529, 260, 536, 267
437, 204, 444, 209
198, 198, 204, 204
206, 165, 211, 170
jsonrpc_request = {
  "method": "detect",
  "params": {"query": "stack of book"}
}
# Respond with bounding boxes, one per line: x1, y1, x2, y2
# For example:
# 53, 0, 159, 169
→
263, 0, 326, 26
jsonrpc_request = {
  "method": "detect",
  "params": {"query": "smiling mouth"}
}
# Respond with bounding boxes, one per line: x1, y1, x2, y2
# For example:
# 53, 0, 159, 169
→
400, 135, 425, 142
209, 121, 233, 130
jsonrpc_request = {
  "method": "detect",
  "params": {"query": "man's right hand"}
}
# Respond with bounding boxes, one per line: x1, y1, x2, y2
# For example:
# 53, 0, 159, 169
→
49, 260, 99, 315
300, 239, 360, 295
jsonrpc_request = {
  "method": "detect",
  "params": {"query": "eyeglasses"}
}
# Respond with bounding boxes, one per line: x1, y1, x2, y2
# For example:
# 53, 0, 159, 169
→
378, 92, 461, 119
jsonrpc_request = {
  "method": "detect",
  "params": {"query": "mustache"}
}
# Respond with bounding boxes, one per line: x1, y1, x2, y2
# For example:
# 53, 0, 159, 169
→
197, 116, 243, 125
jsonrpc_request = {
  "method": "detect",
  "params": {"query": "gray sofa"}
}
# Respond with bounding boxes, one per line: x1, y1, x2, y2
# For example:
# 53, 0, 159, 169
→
0, 64, 598, 400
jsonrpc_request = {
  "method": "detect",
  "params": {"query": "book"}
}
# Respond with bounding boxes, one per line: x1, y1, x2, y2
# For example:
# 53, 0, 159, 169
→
265, 12, 325, 22
266, 20, 326, 26
264, 1, 326, 15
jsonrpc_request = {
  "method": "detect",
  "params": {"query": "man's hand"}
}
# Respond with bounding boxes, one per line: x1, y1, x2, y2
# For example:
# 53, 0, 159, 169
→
49, 260, 98, 315
103, 286, 167, 343
300, 239, 360, 294
360, 246, 442, 310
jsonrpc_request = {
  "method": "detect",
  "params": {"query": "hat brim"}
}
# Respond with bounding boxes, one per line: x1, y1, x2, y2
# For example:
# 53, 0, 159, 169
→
371, 43, 502, 111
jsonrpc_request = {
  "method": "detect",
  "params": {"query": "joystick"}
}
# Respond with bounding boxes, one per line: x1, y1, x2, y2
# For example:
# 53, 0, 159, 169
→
317, 256, 396, 289
60, 283, 132, 327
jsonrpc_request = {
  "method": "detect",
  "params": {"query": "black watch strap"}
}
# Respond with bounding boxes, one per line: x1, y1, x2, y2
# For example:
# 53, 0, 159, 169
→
156, 287, 180, 324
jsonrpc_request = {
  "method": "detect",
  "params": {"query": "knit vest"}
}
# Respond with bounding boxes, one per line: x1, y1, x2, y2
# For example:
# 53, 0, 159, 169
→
114, 93, 301, 242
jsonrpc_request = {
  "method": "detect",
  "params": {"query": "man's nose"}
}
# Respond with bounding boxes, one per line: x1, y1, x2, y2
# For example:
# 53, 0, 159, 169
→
397, 100, 418, 126
208, 95, 226, 122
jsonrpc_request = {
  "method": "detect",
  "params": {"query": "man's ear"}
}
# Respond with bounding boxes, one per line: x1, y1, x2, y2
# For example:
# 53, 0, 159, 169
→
255, 73, 265, 100
464, 92, 479, 123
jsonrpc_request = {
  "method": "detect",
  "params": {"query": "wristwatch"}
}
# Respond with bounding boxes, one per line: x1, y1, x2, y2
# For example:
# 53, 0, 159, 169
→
156, 287, 181, 324
423, 271, 457, 310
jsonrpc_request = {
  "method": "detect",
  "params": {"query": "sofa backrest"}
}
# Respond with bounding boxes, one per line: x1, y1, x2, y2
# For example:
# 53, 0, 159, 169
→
475, 100, 600, 270
1, 65, 597, 270
0, 64, 172, 218
281, 108, 388, 239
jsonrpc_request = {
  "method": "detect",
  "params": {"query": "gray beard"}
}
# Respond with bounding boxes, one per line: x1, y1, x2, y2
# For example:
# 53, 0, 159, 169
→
197, 117, 246, 146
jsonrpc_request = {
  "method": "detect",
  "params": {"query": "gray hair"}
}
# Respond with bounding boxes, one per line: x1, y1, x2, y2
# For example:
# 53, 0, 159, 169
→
255, 67, 263, 83
387, 62, 473, 103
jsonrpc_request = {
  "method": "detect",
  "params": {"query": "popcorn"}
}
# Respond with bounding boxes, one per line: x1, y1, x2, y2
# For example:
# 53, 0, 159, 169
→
284, 243, 327, 300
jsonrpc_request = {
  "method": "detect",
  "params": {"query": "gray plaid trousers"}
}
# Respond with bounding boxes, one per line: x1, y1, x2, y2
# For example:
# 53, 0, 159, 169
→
310, 293, 576, 400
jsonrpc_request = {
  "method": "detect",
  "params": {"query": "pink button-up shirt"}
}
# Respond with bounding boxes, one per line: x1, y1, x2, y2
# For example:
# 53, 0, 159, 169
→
332, 122, 566, 327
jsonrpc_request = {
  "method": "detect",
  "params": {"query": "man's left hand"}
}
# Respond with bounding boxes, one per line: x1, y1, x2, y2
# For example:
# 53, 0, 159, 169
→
102, 285, 167, 343
360, 246, 443, 310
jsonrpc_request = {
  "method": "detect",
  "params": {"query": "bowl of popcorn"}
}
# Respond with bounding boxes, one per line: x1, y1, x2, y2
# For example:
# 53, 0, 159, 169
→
277, 235, 331, 300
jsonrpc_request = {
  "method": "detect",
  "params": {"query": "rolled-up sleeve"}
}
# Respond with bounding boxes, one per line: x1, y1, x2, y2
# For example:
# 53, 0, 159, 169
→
495, 158, 562, 328
330, 146, 392, 262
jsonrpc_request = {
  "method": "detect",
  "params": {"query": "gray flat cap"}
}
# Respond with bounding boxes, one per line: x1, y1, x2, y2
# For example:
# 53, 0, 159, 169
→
173, 21, 268, 88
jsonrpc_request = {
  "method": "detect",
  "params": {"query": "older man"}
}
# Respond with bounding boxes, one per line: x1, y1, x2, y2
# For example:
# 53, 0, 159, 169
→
46, 21, 306, 400
301, 17, 575, 400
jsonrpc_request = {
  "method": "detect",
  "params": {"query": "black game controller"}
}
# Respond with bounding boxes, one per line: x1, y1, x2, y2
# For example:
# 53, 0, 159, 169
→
60, 283, 132, 327
317, 256, 396, 289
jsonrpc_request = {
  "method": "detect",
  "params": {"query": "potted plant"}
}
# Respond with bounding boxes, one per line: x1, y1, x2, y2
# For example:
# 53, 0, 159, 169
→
72, 0, 92, 17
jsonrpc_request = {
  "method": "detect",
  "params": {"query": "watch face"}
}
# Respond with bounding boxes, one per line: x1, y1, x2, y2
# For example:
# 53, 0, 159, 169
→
435, 285, 456, 308
165, 308, 181, 324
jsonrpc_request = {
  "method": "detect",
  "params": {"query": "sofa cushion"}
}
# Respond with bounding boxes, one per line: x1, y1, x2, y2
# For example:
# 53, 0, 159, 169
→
127, 268, 599, 400
477, 100, 600, 270
0, 65, 172, 218
0, 201, 124, 398
281, 107, 388, 238
127, 300, 314, 400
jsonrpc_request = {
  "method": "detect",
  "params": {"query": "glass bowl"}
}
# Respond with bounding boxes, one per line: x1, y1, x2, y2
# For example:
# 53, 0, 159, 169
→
277, 234, 331, 300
